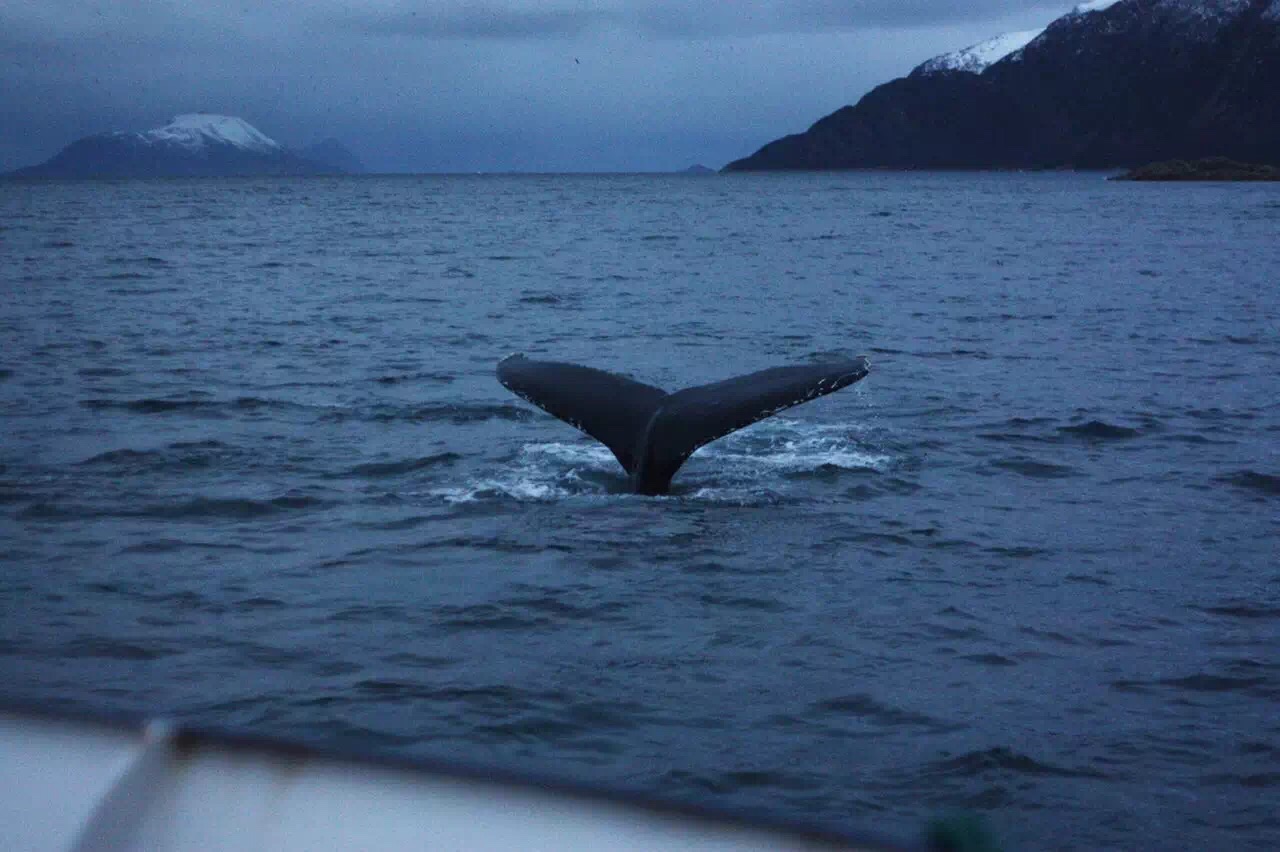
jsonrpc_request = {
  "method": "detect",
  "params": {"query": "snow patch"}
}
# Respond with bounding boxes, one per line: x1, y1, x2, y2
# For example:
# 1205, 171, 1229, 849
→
136, 114, 282, 153
916, 0, 1263, 77
1069, 0, 1123, 15
915, 29, 1044, 75
915, 0, 1123, 76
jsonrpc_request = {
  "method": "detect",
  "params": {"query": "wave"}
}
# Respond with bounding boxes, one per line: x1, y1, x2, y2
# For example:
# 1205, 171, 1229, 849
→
344, 453, 461, 478
76, 367, 130, 377
78, 448, 164, 466
979, 416, 1153, 445
988, 457, 1079, 479
1156, 432, 1234, 446
960, 652, 1019, 667
977, 430, 1061, 444
1186, 407, 1258, 423
1215, 470, 1280, 496
77, 440, 235, 471
1112, 673, 1267, 695
1196, 603, 1280, 620
105, 255, 170, 267
659, 768, 819, 797
372, 371, 456, 385
326, 402, 532, 424
57, 637, 175, 661
435, 603, 548, 632
80, 396, 300, 416
0, 482, 31, 505
118, 538, 277, 556
16, 502, 92, 521
1057, 420, 1143, 441
135, 494, 332, 520
169, 439, 231, 450
517, 291, 576, 305
18, 492, 332, 522
920, 747, 1106, 780
811, 693, 949, 730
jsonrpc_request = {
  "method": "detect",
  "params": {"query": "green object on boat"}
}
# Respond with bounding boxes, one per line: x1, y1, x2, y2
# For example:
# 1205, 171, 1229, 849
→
926, 813, 1002, 852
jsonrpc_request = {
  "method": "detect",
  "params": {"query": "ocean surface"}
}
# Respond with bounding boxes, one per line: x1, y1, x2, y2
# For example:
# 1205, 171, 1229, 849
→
1, 173, 1277, 850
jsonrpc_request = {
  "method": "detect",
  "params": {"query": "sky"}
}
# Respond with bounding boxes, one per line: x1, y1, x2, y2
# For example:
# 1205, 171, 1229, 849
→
1, 1, 1081, 173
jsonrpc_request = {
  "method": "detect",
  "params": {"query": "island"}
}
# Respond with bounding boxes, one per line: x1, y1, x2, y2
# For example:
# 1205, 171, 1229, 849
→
6, 114, 363, 179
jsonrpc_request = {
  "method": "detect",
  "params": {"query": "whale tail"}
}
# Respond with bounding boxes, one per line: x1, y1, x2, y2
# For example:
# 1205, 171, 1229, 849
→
497, 354, 870, 495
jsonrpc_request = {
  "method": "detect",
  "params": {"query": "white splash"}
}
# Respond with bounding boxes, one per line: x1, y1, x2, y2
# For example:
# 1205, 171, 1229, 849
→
517, 442, 616, 466
430, 418, 890, 505
694, 420, 892, 475
428, 442, 615, 504
431, 478, 572, 505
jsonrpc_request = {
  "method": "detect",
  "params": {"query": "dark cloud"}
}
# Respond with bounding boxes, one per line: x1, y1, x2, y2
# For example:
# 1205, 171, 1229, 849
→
353, 1, 1067, 39
359, 4, 607, 39
0, 0, 1082, 172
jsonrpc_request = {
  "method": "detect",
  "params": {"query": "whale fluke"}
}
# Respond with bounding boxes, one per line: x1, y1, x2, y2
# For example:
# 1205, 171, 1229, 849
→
497, 354, 870, 495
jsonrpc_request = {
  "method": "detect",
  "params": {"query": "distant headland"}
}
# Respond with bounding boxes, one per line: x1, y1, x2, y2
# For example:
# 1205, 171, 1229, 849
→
5, 114, 364, 179
724, 0, 1280, 172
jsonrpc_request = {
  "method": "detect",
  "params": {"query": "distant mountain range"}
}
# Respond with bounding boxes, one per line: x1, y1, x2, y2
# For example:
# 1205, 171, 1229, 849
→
6, 114, 365, 178
298, 138, 366, 175
726, 0, 1280, 171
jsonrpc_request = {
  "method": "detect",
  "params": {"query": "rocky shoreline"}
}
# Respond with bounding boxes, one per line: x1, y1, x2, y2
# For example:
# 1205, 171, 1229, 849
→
1112, 158, 1280, 182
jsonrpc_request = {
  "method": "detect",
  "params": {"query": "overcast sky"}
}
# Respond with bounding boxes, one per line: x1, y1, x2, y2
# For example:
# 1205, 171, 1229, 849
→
2, 1, 1077, 173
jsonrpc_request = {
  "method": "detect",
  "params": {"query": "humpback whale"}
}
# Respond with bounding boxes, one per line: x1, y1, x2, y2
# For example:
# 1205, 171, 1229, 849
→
497, 354, 870, 495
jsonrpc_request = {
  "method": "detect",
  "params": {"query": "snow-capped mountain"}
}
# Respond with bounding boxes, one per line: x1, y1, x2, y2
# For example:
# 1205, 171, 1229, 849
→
913, 2, 1122, 76
134, 114, 283, 153
727, 0, 1280, 171
7, 114, 358, 178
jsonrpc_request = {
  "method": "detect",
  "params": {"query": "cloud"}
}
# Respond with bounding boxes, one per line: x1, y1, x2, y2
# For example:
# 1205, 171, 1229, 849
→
636, 1, 1068, 37
351, 0, 1068, 39
0, 0, 1081, 172
358, 3, 607, 39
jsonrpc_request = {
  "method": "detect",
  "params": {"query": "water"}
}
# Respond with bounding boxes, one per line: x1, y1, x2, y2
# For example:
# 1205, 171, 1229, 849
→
1, 173, 1277, 850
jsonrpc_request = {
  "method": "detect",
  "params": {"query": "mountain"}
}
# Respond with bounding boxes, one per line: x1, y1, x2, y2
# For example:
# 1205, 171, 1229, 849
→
299, 138, 366, 174
725, 0, 1280, 171
7, 114, 354, 178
